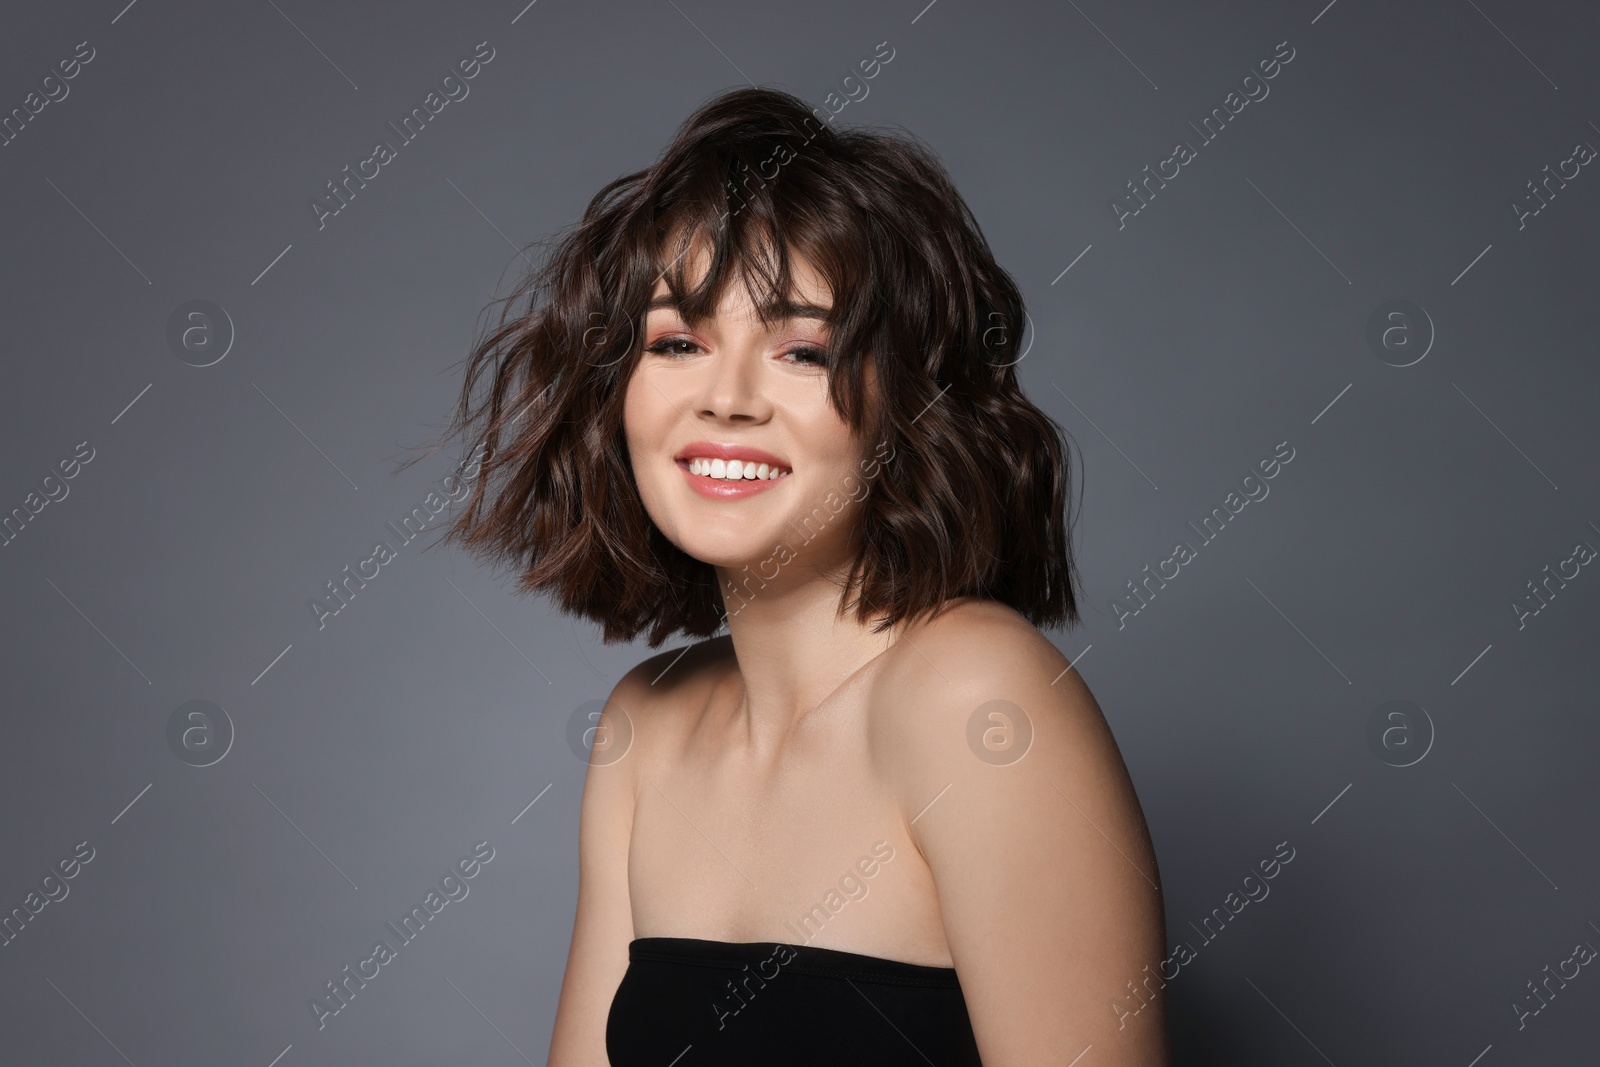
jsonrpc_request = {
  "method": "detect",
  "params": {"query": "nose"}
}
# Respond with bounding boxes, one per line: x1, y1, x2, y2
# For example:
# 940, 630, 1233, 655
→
693, 342, 771, 425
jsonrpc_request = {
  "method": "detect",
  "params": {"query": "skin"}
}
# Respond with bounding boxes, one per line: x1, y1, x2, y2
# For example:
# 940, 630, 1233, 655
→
546, 238, 1170, 1065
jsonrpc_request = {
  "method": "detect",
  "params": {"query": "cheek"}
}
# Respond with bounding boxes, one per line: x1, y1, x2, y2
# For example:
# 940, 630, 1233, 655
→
621, 373, 677, 516
621, 372, 659, 457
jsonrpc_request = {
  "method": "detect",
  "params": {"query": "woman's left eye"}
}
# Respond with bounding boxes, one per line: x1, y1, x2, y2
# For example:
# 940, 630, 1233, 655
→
644, 338, 828, 367
645, 338, 700, 357
786, 346, 829, 367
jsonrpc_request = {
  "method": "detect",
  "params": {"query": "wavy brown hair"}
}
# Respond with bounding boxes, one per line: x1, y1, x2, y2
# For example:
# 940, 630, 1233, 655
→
431, 85, 1083, 647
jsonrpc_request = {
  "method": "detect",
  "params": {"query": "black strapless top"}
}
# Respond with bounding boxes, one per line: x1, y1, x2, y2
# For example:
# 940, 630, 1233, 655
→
606, 937, 983, 1065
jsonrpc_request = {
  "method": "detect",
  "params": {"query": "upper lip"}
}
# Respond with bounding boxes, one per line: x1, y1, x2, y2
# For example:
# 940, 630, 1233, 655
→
674, 442, 791, 470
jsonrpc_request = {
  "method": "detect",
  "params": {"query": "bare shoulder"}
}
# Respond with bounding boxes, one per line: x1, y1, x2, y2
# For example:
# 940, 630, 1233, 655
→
552, 636, 736, 1065
871, 597, 1106, 771
603, 634, 736, 762
867, 599, 1169, 1063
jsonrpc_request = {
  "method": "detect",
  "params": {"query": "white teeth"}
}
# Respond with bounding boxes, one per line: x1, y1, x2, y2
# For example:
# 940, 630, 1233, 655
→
687, 457, 790, 480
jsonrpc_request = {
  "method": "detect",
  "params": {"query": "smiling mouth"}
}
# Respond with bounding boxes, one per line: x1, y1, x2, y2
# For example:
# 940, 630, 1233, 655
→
679, 457, 792, 481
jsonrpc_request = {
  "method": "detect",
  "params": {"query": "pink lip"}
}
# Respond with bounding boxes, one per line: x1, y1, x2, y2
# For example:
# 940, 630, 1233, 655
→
674, 442, 791, 469
677, 458, 788, 499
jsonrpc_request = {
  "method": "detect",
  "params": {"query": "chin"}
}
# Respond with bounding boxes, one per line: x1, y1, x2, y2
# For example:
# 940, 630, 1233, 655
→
672, 527, 780, 571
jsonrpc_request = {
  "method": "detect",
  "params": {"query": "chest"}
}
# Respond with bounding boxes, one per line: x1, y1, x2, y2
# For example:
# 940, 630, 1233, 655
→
626, 708, 945, 958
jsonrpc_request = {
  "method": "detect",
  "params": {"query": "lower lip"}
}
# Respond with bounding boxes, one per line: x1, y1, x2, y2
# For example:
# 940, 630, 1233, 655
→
677, 460, 789, 499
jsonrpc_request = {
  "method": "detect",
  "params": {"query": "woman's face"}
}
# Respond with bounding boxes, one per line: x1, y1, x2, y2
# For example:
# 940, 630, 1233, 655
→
623, 242, 871, 577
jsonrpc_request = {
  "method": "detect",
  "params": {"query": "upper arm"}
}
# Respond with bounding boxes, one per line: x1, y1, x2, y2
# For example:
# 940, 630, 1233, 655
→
546, 662, 650, 1066
880, 613, 1169, 1065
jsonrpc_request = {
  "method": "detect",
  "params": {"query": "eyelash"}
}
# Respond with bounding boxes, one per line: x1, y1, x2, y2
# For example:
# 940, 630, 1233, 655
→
644, 337, 829, 367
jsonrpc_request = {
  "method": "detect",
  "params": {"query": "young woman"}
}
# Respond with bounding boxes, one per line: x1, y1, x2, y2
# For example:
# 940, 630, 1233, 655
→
438, 86, 1169, 1066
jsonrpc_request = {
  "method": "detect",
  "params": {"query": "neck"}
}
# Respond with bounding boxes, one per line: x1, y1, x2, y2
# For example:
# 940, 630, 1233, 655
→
715, 560, 902, 749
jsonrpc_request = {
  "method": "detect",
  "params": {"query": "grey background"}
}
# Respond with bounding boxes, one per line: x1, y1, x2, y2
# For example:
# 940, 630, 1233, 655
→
2, 0, 1596, 1064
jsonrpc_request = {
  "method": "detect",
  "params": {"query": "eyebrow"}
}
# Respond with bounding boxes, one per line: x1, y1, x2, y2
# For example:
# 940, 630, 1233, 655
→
645, 295, 833, 321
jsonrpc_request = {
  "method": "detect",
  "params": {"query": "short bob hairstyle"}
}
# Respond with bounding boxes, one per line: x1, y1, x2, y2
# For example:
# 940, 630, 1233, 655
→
436, 86, 1083, 648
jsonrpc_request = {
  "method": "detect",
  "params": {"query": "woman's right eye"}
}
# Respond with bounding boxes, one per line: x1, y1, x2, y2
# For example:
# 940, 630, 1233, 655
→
645, 338, 700, 357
